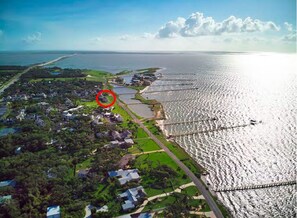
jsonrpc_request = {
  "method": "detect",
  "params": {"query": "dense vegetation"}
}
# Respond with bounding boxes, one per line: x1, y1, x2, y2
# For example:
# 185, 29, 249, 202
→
22, 67, 85, 79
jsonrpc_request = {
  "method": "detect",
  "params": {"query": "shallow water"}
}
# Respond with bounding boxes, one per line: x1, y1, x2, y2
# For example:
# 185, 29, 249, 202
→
113, 85, 154, 119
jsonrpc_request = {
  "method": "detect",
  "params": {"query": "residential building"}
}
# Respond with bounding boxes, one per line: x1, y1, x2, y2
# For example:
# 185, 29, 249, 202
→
108, 169, 140, 185
0, 180, 16, 188
119, 186, 147, 211
46, 205, 61, 218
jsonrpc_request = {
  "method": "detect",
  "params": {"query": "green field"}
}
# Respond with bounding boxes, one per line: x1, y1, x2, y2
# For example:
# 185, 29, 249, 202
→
83, 70, 112, 82
181, 186, 201, 197
134, 127, 149, 138
128, 138, 161, 154
134, 152, 191, 197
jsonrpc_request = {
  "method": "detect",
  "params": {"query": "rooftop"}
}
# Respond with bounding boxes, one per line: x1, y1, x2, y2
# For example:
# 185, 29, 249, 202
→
47, 205, 60, 217
108, 169, 140, 185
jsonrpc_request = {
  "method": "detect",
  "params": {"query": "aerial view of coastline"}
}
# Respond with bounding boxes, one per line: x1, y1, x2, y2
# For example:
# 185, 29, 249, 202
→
0, 1, 296, 218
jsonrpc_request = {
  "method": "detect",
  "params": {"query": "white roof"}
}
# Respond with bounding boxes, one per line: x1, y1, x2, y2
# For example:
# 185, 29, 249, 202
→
47, 206, 60, 216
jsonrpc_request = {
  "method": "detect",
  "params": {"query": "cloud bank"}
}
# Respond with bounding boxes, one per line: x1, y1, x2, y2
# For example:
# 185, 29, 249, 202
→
157, 12, 280, 38
22, 32, 42, 44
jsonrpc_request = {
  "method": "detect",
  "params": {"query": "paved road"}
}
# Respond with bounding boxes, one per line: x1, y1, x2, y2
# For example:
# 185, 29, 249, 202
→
0, 54, 75, 95
117, 100, 224, 218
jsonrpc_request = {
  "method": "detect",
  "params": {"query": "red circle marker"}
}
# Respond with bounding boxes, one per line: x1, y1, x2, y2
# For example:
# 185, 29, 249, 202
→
96, 89, 117, 108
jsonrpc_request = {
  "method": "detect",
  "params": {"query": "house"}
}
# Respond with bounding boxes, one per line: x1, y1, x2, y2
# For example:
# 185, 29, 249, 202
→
103, 140, 120, 149
65, 98, 74, 107
84, 205, 108, 218
35, 116, 45, 127
111, 131, 122, 140
118, 154, 135, 169
63, 111, 76, 120
124, 138, 134, 146
119, 186, 147, 211
121, 130, 132, 139
112, 114, 123, 123
96, 131, 109, 139
0, 180, 16, 188
47, 206, 61, 218
16, 109, 26, 121
143, 80, 152, 86
78, 169, 90, 178
108, 169, 140, 185
104, 112, 112, 117
117, 212, 154, 218
0, 195, 12, 205
15, 146, 22, 155
99, 95, 108, 103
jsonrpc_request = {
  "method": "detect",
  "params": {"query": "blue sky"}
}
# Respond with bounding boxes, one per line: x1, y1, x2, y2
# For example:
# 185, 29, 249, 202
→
0, 0, 296, 52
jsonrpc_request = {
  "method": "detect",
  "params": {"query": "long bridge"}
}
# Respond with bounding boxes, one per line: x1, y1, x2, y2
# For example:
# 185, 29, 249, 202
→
214, 180, 296, 192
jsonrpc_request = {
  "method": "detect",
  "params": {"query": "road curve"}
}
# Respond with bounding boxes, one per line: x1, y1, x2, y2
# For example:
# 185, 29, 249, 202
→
117, 100, 224, 218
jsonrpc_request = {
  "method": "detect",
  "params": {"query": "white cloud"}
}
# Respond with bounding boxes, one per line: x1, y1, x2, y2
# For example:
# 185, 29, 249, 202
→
282, 32, 296, 42
94, 37, 102, 41
158, 17, 186, 38
281, 22, 296, 42
22, 32, 42, 44
119, 34, 131, 41
142, 32, 155, 39
157, 12, 280, 38
284, 22, 293, 32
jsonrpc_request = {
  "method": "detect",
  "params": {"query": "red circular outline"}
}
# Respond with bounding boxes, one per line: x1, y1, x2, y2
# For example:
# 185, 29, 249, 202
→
96, 89, 117, 108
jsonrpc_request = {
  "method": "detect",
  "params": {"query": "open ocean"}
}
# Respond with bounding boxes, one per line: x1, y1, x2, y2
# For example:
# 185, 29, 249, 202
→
1, 51, 296, 217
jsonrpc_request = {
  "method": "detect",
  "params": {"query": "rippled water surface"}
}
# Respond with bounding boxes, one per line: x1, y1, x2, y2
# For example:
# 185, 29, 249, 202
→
1, 52, 296, 217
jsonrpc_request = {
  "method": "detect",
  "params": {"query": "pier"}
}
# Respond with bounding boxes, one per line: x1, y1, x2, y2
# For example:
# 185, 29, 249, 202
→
214, 180, 296, 192
118, 87, 200, 95
152, 83, 194, 87
171, 122, 262, 137
163, 73, 196, 76
160, 79, 194, 81
163, 118, 217, 126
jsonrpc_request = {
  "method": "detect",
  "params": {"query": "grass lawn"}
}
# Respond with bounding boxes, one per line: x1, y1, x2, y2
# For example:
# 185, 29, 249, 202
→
134, 152, 191, 197
144, 120, 161, 135
144, 195, 175, 211
79, 100, 98, 108
128, 138, 161, 154
134, 127, 149, 138
181, 186, 201, 197
156, 135, 202, 175
189, 199, 211, 212
144, 120, 204, 175
83, 70, 112, 82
